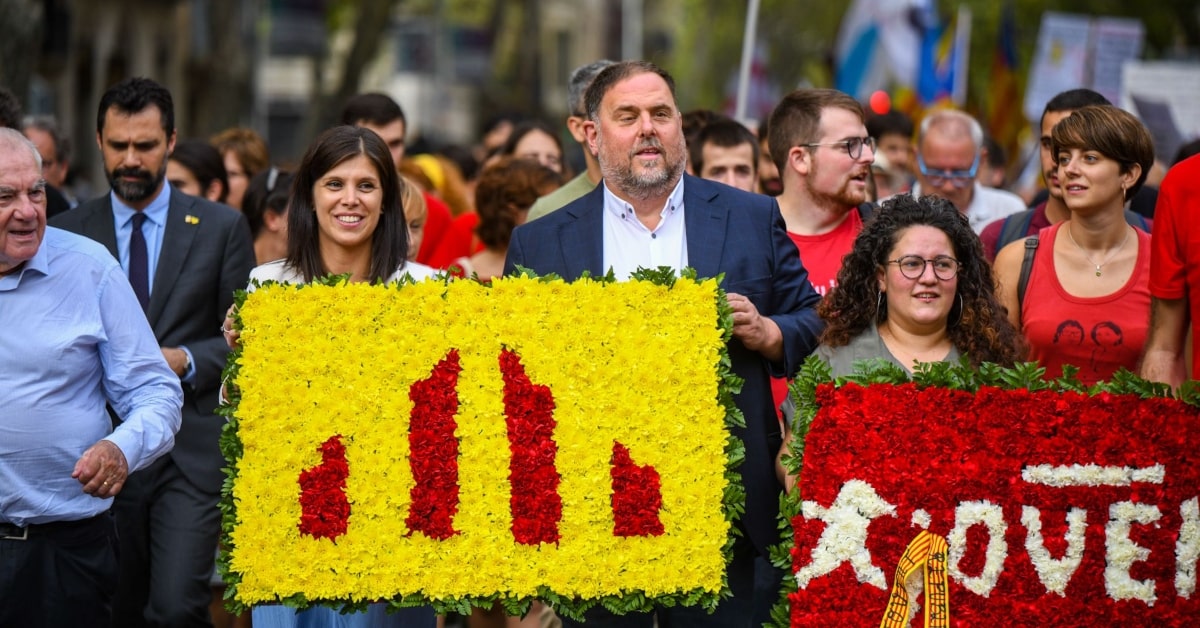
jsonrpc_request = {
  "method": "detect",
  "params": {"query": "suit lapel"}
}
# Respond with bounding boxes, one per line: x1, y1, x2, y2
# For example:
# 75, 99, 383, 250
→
683, 176, 728, 280
560, 186, 606, 279
148, 191, 200, 322
82, 197, 120, 260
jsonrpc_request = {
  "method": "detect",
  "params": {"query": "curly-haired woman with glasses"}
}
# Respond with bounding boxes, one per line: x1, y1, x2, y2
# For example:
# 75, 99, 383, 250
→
816, 194, 1023, 374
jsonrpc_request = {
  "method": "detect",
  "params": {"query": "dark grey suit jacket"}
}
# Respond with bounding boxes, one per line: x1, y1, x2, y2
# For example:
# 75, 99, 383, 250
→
505, 174, 824, 555
52, 189, 255, 494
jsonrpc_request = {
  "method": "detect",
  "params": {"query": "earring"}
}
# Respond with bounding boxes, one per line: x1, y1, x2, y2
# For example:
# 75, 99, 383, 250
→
949, 294, 964, 328
876, 291, 886, 319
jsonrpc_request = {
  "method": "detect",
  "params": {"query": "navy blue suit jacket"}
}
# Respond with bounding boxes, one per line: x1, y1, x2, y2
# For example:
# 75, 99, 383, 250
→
505, 174, 823, 554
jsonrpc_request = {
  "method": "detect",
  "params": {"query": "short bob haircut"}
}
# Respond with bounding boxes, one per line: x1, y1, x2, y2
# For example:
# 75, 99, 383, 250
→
818, 194, 1024, 367
285, 125, 408, 283
1050, 104, 1155, 202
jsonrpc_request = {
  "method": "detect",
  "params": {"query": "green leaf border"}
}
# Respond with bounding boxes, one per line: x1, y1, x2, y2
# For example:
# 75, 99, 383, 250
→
217, 266, 744, 620
765, 354, 1188, 627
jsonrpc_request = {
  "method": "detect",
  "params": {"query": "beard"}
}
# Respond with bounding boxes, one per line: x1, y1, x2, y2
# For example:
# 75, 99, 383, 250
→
808, 166, 869, 210
598, 134, 687, 201
107, 162, 166, 205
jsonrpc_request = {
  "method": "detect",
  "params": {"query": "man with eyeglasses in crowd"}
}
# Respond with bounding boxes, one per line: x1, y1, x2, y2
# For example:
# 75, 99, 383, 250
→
768, 88, 877, 298
910, 109, 1024, 234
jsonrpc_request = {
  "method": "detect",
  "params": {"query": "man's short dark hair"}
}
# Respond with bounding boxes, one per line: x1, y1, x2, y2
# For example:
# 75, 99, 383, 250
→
567, 60, 615, 116
97, 77, 175, 136
0, 86, 23, 129
690, 117, 760, 175
767, 88, 865, 173
866, 110, 914, 143
1040, 88, 1110, 129
340, 92, 406, 128
584, 61, 677, 122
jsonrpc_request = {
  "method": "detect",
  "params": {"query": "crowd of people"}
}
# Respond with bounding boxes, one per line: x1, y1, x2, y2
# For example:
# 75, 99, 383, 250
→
3, 52, 1200, 628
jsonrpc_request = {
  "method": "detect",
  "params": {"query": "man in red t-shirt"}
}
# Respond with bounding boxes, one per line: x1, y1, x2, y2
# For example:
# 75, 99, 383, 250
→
1142, 154, 1200, 387
766, 88, 874, 297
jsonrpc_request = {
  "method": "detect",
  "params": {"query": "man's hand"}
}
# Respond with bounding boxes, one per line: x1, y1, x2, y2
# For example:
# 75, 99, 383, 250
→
161, 347, 188, 376
222, 303, 240, 349
727, 292, 784, 362
71, 440, 129, 499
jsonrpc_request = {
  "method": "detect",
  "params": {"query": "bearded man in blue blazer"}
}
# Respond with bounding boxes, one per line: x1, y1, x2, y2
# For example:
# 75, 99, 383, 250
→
52, 77, 254, 627
505, 61, 823, 628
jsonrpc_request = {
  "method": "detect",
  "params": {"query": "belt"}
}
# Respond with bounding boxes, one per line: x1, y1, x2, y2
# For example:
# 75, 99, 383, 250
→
0, 513, 109, 541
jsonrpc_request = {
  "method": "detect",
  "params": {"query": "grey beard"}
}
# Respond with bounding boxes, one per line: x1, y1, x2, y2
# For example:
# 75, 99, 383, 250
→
603, 158, 685, 202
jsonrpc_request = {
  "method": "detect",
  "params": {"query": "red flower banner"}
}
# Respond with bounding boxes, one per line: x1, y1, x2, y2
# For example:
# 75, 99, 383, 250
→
788, 374, 1200, 626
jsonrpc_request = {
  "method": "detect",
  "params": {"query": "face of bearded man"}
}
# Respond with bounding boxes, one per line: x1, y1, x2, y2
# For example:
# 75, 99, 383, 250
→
97, 106, 175, 210
588, 71, 688, 202
802, 106, 873, 212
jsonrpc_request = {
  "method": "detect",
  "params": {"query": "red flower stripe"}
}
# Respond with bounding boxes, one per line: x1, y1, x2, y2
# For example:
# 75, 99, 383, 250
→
500, 347, 562, 545
298, 435, 351, 540
405, 349, 462, 540
610, 441, 665, 537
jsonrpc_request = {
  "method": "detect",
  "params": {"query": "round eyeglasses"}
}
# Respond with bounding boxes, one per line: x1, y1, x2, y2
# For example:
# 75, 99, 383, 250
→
800, 136, 876, 160
887, 255, 960, 280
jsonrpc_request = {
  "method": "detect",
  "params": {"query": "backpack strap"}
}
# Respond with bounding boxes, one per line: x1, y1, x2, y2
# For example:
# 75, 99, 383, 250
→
1122, 208, 1149, 232
1017, 236, 1039, 312
998, 208, 1037, 252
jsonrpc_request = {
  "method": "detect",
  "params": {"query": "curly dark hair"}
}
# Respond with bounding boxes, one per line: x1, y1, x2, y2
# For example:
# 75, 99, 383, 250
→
818, 194, 1024, 367
474, 156, 561, 249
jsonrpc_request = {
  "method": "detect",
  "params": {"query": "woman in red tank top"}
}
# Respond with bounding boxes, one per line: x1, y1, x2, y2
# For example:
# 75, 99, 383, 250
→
993, 105, 1156, 385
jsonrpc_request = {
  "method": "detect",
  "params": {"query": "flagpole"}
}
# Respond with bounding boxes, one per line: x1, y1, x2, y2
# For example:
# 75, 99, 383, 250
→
953, 4, 972, 107
734, 0, 761, 124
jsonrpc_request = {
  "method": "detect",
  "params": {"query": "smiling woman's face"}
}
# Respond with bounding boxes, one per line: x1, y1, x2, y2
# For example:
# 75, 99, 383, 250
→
878, 225, 959, 334
314, 154, 383, 257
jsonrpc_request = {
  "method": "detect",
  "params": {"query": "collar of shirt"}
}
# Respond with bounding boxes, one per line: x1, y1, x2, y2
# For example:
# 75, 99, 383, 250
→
0, 229, 52, 290
110, 181, 172, 284
601, 176, 685, 228
600, 176, 688, 279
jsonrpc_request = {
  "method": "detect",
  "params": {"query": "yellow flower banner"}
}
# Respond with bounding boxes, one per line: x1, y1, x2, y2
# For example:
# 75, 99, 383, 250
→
218, 272, 739, 618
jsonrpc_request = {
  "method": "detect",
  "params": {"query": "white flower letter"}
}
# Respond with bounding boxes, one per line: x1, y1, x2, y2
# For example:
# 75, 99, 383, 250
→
1105, 501, 1161, 605
1177, 497, 1200, 598
796, 479, 896, 590
1022, 506, 1087, 596
948, 500, 1008, 596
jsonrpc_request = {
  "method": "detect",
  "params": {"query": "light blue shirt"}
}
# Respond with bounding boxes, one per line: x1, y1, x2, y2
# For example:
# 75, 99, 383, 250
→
0, 227, 183, 526
600, 176, 688, 279
109, 182, 196, 381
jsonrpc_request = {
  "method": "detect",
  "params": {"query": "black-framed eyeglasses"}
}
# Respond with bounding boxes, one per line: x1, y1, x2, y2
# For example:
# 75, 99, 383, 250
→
800, 136, 876, 160
887, 255, 960, 280
917, 153, 980, 189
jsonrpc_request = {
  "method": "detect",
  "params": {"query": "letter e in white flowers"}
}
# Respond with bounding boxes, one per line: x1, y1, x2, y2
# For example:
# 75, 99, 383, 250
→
1022, 506, 1087, 596
1106, 501, 1161, 605
948, 500, 1008, 596
1177, 497, 1200, 598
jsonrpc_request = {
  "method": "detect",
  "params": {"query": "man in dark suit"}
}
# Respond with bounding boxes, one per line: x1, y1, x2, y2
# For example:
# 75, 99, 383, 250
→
504, 61, 823, 628
52, 77, 255, 627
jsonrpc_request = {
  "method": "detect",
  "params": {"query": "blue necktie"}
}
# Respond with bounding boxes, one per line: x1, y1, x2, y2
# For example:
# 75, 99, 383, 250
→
130, 212, 150, 311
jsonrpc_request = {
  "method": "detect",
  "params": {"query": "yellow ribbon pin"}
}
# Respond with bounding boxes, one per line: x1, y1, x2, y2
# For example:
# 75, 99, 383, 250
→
185, 215, 200, 225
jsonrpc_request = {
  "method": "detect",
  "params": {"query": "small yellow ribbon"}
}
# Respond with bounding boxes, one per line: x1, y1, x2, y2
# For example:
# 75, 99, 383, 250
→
880, 530, 950, 628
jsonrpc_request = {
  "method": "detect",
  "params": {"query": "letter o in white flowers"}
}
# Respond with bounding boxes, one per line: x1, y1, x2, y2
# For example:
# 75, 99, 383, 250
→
1106, 501, 1161, 605
948, 500, 1008, 596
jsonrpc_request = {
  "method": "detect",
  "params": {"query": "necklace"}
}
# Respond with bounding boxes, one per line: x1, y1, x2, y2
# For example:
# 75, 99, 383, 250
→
1066, 224, 1131, 277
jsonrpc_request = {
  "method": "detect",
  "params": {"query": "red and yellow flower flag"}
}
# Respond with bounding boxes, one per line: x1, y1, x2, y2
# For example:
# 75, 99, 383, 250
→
218, 272, 739, 619
777, 359, 1200, 627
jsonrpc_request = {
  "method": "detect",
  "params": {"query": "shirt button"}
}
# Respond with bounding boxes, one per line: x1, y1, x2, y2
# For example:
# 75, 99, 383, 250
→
651, 233, 657, 239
